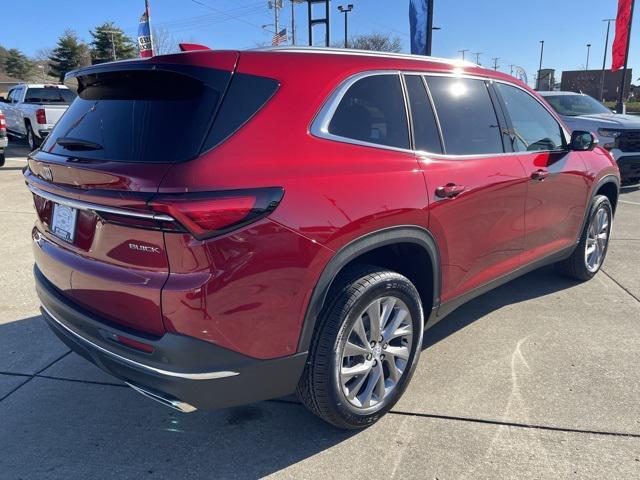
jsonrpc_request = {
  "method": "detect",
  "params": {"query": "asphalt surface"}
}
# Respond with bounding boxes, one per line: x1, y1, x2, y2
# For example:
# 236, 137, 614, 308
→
1, 142, 639, 479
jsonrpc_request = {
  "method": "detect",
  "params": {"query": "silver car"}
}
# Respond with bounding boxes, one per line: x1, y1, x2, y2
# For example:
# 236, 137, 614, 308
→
540, 91, 640, 186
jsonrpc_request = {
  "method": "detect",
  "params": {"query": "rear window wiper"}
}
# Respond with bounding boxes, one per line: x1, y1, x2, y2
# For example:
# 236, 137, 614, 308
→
56, 137, 104, 151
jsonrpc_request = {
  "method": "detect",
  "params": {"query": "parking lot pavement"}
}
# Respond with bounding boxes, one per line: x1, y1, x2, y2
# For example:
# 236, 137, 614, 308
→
1, 144, 639, 479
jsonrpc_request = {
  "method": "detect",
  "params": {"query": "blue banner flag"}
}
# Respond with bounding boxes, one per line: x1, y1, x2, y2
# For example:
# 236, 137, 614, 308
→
138, 5, 154, 58
409, 0, 428, 55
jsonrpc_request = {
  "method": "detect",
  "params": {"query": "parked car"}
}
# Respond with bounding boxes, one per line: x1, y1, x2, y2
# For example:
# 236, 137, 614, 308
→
540, 91, 640, 186
1, 83, 76, 151
0, 108, 7, 166
24, 47, 620, 429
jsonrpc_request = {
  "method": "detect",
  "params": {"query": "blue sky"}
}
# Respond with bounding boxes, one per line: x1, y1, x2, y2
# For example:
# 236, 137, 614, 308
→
3, 0, 638, 87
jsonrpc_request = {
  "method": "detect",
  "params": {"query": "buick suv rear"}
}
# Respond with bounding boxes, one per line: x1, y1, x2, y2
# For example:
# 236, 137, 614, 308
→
26, 47, 619, 429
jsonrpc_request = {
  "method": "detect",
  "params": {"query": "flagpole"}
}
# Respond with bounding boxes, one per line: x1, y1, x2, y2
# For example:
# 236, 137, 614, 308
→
426, 0, 434, 56
616, 0, 635, 113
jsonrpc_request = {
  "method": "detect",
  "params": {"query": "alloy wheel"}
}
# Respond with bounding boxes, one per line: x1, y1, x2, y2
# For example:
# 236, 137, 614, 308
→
27, 128, 34, 151
585, 206, 610, 273
340, 296, 413, 409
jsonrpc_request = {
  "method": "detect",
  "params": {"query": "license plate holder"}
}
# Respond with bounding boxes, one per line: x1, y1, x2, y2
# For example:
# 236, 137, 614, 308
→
51, 203, 78, 243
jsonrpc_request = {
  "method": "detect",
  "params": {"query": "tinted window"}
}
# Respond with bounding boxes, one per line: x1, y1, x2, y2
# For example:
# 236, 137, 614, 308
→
25, 87, 76, 104
44, 67, 231, 163
426, 77, 503, 155
496, 83, 564, 152
404, 75, 442, 153
203, 73, 279, 151
329, 74, 409, 149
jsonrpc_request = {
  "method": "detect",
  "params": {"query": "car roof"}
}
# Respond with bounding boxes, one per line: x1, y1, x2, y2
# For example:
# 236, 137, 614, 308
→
252, 46, 479, 69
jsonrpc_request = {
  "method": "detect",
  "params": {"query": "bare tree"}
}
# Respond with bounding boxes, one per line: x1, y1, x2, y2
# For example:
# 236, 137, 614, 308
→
152, 26, 180, 55
348, 33, 402, 53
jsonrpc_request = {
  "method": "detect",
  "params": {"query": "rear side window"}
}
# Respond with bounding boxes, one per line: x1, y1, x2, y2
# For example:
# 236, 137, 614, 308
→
426, 77, 504, 156
495, 83, 564, 152
44, 67, 231, 163
329, 74, 410, 150
25, 88, 76, 104
202, 73, 279, 152
404, 75, 442, 154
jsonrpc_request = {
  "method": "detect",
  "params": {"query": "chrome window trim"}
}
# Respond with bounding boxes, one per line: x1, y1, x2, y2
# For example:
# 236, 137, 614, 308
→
41, 304, 239, 381
27, 183, 175, 222
310, 69, 572, 160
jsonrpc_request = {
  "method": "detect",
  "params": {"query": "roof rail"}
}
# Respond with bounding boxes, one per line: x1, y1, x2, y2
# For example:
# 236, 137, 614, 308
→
250, 46, 478, 68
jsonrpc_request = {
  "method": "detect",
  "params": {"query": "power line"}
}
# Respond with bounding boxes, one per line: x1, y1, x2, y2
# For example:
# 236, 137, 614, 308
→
190, 0, 267, 32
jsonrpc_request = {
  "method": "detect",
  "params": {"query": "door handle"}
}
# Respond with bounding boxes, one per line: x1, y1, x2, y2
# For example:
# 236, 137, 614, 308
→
436, 183, 466, 199
531, 169, 550, 181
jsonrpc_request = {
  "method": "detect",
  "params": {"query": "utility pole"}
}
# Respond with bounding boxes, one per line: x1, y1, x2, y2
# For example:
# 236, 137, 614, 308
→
616, 0, 635, 113
269, 0, 283, 40
509, 64, 515, 76
586, 43, 592, 70
458, 49, 469, 61
104, 30, 118, 61
472, 51, 482, 65
492, 57, 500, 71
600, 18, 615, 101
536, 40, 544, 90
291, 0, 305, 45
337, 4, 353, 48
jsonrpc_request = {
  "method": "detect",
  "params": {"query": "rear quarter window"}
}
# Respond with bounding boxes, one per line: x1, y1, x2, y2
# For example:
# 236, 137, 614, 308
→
328, 74, 410, 150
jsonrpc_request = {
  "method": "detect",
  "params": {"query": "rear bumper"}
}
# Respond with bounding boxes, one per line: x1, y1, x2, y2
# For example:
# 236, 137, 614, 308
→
36, 266, 307, 411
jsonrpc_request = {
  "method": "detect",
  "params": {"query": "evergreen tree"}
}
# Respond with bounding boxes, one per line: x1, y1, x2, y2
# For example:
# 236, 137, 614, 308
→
90, 22, 136, 64
49, 30, 90, 82
4, 48, 34, 80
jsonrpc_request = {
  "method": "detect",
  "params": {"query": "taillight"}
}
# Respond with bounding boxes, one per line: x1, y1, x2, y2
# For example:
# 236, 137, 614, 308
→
0, 114, 5, 134
36, 109, 47, 124
150, 188, 284, 240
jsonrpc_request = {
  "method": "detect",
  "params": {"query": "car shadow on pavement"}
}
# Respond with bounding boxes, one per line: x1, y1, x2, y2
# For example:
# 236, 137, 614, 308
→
0, 315, 358, 478
423, 265, 579, 350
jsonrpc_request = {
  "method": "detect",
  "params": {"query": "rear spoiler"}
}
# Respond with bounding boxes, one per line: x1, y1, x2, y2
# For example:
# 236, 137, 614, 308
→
179, 43, 211, 52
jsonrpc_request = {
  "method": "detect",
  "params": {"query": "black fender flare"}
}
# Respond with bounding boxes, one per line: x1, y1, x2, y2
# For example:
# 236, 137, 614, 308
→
297, 225, 441, 352
577, 174, 620, 242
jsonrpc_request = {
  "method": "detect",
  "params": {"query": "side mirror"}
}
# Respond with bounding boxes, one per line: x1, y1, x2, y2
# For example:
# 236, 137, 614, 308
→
570, 131, 598, 151
0, 97, 5, 103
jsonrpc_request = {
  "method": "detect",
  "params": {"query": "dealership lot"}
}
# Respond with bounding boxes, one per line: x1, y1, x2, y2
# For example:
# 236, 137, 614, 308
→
1, 143, 639, 478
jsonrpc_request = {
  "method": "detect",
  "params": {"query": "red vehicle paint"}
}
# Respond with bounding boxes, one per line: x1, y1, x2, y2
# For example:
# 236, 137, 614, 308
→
25, 47, 620, 427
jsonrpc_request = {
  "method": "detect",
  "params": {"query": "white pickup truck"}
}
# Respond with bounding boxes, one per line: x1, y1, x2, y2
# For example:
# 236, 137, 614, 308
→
1, 84, 76, 151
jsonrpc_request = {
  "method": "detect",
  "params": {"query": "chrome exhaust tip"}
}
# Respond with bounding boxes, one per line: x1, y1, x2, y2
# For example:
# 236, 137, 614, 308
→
126, 382, 197, 413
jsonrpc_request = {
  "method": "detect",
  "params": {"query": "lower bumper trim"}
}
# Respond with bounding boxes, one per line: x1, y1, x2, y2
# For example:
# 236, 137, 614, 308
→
41, 304, 239, 381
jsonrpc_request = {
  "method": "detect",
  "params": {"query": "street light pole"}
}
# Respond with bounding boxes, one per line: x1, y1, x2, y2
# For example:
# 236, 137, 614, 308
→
600, 18, 615, 102
537, 40, 544, 90
586, 43, 592, 70
337, 4, 353, 48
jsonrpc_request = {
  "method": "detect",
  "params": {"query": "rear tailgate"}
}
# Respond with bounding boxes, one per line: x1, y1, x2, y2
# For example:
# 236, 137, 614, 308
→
42, 105, 69, 126
26, 51, 239, 336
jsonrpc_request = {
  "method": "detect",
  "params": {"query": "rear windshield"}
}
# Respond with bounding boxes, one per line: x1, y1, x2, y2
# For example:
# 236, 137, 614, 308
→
43, 67, 230, 163
25, 87, 76, 104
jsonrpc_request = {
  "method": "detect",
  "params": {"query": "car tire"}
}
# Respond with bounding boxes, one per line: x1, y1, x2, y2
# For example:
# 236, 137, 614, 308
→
296, 265, 424, 429
555, 195, 613, 281
0, 151, 4, 167
26, 124, 40, 151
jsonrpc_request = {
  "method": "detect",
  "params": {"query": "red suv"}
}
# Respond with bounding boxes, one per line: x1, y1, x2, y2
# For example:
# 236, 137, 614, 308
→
25, 47, 619, 429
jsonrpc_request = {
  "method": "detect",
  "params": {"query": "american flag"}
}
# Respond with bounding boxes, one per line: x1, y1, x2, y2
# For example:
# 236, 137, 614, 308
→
272, 28, 288, 46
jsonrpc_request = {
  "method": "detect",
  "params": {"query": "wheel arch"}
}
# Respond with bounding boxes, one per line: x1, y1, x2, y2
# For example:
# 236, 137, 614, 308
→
297, 226, 441, 353
577, 174, 620, 242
